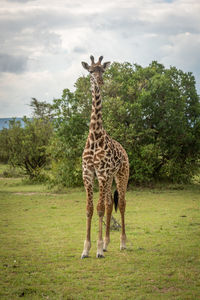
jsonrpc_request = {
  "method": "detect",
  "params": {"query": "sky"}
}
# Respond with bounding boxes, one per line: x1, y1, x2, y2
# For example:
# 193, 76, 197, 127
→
0, 0, 200, 117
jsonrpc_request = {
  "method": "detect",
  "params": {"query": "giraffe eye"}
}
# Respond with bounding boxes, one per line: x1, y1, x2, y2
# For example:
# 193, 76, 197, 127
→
89, 70, 94, 73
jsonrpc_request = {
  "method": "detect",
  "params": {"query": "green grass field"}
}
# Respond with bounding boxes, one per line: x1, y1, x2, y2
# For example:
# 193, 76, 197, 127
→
0, 172, 200, 299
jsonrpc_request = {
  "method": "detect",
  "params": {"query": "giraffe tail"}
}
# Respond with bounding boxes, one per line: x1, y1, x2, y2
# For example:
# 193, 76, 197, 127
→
114, 190, 119, 212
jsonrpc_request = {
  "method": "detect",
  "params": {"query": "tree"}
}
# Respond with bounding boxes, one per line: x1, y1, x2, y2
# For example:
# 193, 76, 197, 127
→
103, 62, 200, 183
50, 61, 200, 186
5, 117, 53, 180
49, 87, 90, 187
0, 128, 10, 163
30, 98, 54, 121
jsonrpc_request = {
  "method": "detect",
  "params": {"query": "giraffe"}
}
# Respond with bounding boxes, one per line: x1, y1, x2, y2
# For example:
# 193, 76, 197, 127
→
81, 55, 129, 259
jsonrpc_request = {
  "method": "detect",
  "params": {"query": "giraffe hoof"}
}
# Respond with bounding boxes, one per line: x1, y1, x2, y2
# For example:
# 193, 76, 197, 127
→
103, 249, 107, 252
81, 254, 89, 259
96, 254, 105, 258
120, 246, 127, 251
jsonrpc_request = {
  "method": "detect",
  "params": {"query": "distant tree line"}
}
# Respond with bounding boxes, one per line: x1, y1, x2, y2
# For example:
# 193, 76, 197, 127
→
0, 61, 200, 185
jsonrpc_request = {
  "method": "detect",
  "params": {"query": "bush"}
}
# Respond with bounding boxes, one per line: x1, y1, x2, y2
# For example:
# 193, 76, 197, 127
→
2, 118, 53, 181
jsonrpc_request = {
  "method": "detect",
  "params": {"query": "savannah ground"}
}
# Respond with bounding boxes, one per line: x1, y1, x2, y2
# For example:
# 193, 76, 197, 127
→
0, 165, 200, 299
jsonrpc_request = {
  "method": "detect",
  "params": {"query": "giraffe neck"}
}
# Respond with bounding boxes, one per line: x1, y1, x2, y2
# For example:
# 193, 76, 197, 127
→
89, 75, 103, 135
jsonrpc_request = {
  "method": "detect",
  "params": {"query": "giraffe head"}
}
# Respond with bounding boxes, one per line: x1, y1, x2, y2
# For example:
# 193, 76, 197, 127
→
81, 55, 111, 86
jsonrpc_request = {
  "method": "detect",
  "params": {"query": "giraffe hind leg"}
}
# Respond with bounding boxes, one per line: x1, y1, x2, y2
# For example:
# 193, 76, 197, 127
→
96, 177, 111, 258
103, 177, 114, 252
115, 166, 129, 251
103, 201, 112, 252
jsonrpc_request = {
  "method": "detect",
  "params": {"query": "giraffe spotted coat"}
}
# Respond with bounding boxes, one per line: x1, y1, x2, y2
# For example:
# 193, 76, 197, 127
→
81, 55, 129, 258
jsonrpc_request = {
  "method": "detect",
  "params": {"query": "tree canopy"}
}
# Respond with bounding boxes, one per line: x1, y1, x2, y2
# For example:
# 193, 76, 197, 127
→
49, 61, 200, 186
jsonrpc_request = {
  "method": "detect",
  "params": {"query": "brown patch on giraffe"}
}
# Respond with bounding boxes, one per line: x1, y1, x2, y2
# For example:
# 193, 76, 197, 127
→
96, 99, 101, 106
84, 150, 93, 156
95, 132, 102, 140
95, 94, 100, 100
90, 142, 94, 150
95, 108, 101, 114
107, 150, 111, 156
99, 138, 104, 148
89, 132, 94, 141
97, 112, 102, 119
106, 163, 111, 169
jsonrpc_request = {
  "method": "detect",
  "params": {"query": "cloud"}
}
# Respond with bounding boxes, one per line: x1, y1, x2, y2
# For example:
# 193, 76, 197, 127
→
161, 33, 200, 66
0, 0, 200, 117
6, 0, 36, 2
160, 32, 200, 84
0, 53, 28, 73
73, 47, 87, 54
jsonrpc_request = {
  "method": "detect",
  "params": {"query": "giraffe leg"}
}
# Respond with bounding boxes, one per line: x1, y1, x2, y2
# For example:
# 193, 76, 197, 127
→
96, 179, 107, 258
119, 198, 126, 250
97, 216, 104, 258
81, 175, 94, 259
103, 200, 113, 252
103, 177, 113, 252
115, 166, 129, 251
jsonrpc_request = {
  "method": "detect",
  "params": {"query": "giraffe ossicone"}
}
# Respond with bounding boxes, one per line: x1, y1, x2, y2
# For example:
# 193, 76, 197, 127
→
81, 55, 129, 259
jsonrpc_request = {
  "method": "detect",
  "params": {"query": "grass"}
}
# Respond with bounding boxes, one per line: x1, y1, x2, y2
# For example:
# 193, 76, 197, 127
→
0, 174, 200, 299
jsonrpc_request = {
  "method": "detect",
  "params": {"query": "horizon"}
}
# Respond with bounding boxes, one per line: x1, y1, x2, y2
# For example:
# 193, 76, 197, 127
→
0, 117, 26, 130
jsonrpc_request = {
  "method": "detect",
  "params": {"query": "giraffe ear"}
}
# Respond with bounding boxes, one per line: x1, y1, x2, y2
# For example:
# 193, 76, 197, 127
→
102, 61, 111, 70
81, 61, 90, 71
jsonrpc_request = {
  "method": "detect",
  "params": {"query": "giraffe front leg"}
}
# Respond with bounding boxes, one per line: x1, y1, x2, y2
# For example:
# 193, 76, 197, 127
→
97, 215, 104, 258
103, 177, 113, 252
96, 180, 106, 258
81, 218, 92, 258
81, 176, 94, 259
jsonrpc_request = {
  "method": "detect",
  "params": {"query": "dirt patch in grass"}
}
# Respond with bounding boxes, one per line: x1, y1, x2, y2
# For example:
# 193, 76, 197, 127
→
153, 286, 181, 293
14, 192, 59, 196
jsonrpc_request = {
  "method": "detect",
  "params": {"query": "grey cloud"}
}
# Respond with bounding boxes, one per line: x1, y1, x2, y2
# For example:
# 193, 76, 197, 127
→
0, 8, 87, 35
0, 7, 89, 64
150, 15, 200, 36
73, 47, 87, 54
90, 6, 200, 38
0, 53, 28, 73
1, 2, 200, 42
6, 0, 36, 2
